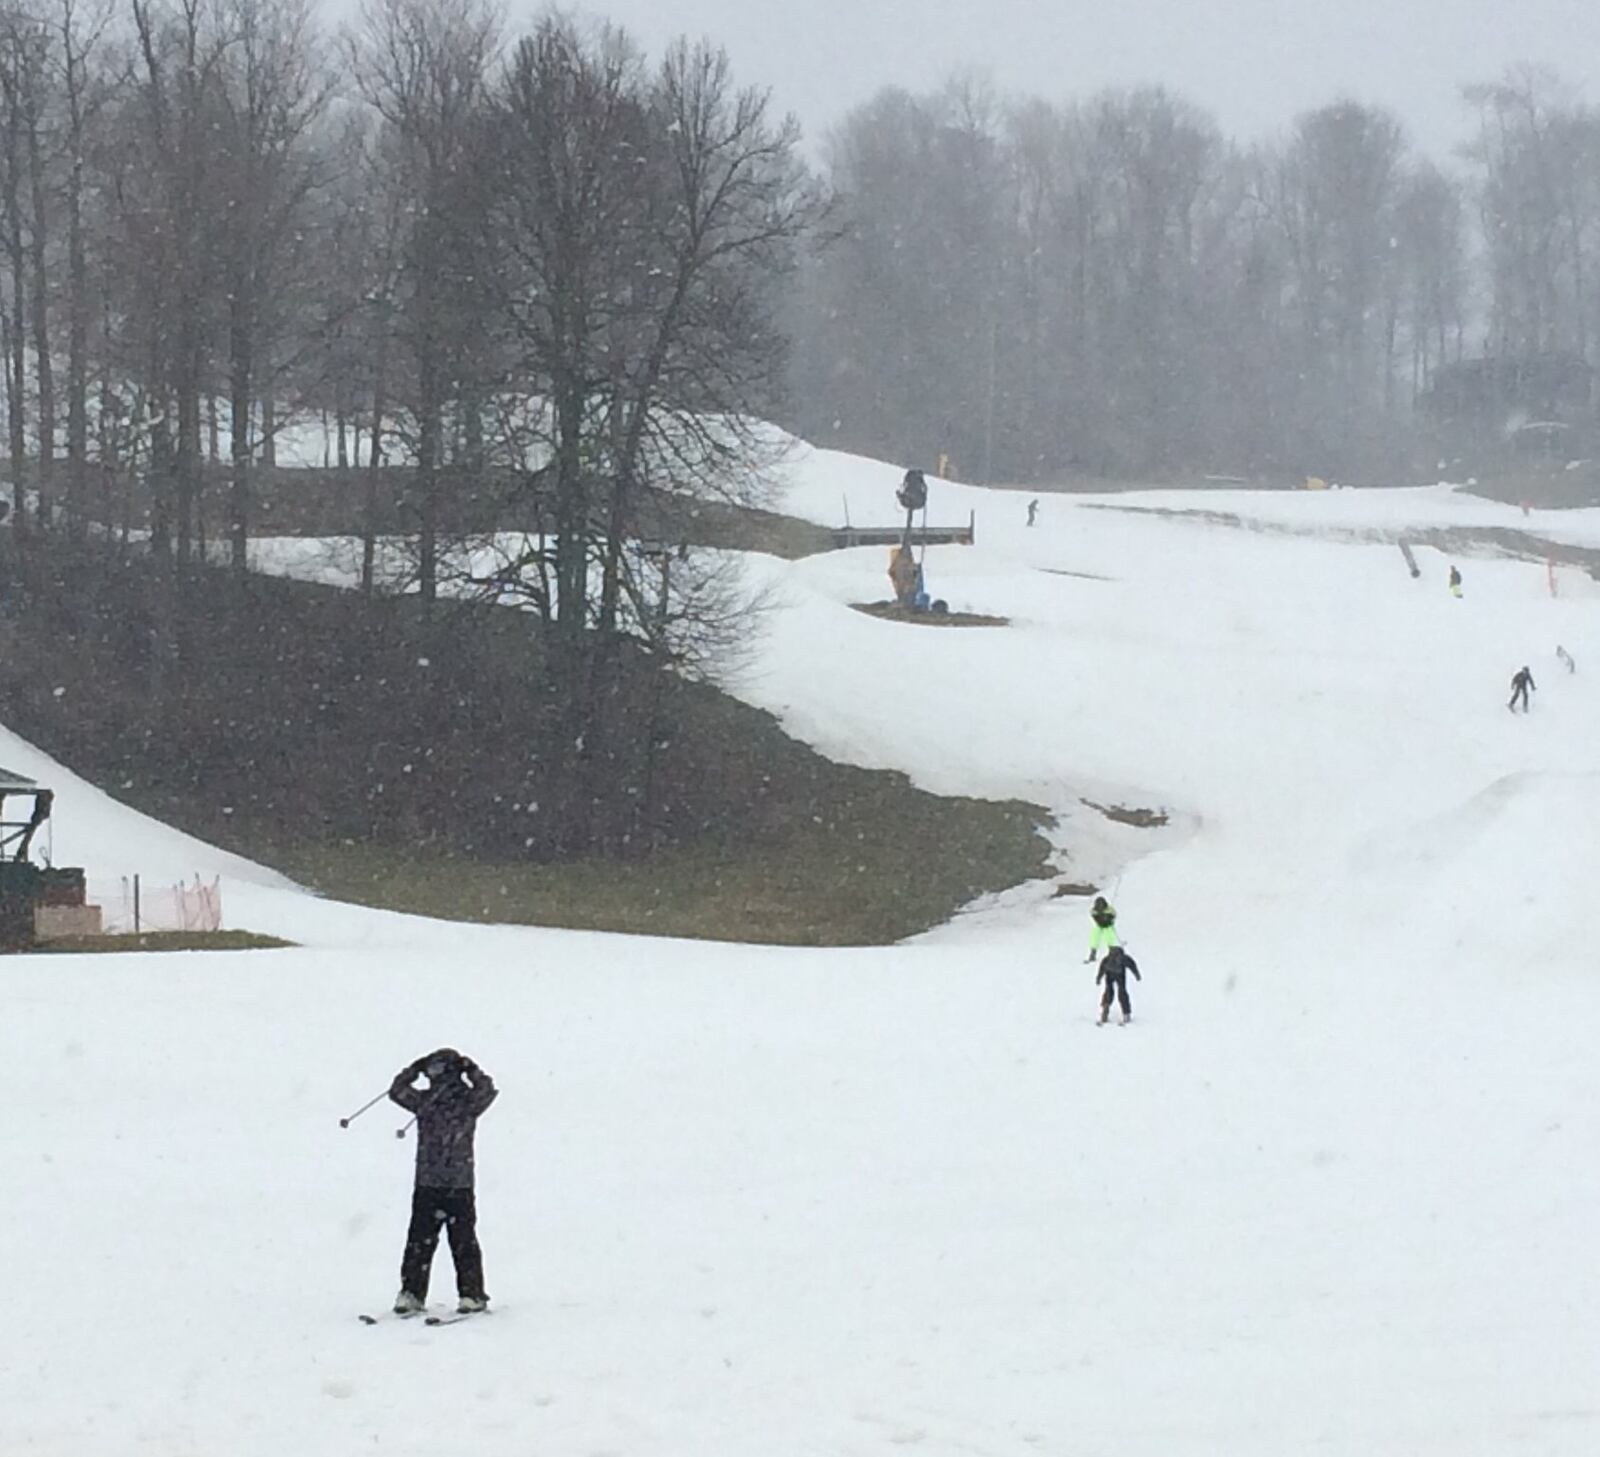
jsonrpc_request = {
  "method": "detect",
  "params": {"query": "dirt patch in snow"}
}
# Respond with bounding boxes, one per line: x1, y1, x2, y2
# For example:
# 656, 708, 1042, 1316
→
1082, 799, 1170, 828
850, 601, 1010, 627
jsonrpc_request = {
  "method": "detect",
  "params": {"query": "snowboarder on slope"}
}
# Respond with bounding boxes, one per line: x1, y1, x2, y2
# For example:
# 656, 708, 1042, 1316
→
1027, 498, 1039, 527
390, 1048, 498, 1315
1448, 565, 1463, 598
1096, 945, 1141, 1024
1508, 665, 1536, 713
1556, 644, 1576, 674
1085, 895, 1119, 963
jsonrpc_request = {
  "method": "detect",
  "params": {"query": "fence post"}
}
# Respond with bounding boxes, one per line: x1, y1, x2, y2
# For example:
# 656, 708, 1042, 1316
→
133, 873, 140, 935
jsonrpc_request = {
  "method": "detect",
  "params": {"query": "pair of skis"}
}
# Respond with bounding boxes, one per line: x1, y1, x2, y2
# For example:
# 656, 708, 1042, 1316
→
358, 1307, 490, 1327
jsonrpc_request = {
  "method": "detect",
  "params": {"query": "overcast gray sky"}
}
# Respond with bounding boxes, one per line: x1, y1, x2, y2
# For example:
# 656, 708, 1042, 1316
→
495, 0, 1600, 161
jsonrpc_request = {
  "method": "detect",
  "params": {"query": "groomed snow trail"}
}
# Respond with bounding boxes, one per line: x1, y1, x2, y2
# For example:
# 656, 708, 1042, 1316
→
2, 450, 1598, 1457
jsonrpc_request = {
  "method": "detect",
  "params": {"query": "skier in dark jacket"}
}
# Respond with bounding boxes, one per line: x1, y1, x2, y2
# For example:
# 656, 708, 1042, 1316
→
897, 468, 928, 514
1508, 665, 1535, 713
390, 1048, 498, 1315
1096, 945, 1141, 1024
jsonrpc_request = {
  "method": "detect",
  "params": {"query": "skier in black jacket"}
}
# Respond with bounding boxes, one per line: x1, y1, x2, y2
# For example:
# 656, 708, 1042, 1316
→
390, 1048, 498, 1315
1096, 945, 1141, 1025
1508, 665, 1535, 713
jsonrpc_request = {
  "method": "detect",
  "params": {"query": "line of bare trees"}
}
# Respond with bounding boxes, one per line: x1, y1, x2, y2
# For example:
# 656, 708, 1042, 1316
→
786, 67, 1600, 484
0, 0, 817, 852
0, 0, 813, 630
6, 3, 1596, 559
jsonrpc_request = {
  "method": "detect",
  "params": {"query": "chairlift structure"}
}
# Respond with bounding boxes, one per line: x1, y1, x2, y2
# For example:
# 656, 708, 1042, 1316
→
829, 467, 976, 550
0, 768, 97, 948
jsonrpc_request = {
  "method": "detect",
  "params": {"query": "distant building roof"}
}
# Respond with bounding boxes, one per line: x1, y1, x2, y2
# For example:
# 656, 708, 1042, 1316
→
0, 768, 41, 793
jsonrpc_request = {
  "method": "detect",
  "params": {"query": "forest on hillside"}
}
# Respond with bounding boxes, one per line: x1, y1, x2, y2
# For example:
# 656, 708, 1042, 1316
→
0, 3, 1592, 544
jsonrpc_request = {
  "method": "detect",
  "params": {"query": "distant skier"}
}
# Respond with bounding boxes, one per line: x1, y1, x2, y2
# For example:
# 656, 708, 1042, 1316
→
1027, 498, 1039, 527
390, 1048, 498, 1316
888, 545, 920, 608
1096, 945, 1141, 1025
1556, 644, 1576, 674
1085, 895, 1118, 963
1508, 665, 1535, 713
896, 469, 928, 515
897, 468, 929, 553
1448, 565, 1463, 598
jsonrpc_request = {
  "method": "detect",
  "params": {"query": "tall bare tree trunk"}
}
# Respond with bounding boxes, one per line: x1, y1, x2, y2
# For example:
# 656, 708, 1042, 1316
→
416, 337, 439, 606
260, 383, 276, 465
25, 59, 55, 533
361, 329, 386, 596
175, 319, 200, 563
61, 0, 91, 538
228, 286, 252, 569
1, 287, 22, 537
2, 70, 26, 541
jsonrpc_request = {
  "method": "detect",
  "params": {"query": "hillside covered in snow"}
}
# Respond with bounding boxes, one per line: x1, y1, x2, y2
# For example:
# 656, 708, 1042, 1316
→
3, 442, 1598, 1456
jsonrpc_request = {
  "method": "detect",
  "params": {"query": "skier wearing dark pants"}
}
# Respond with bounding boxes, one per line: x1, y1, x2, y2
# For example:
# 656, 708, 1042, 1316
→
1508, 665, 1535, 712
1096, 946, 1141, 1024
390, 1048, 498, 1315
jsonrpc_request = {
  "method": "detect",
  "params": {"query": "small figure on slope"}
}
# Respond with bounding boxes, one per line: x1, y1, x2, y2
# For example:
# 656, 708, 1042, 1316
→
888, 545, 921, 608
390, 1048, 498, 1316
896, 468, 929, 516
1096, 945, 1141, 1025
1448, 565, 1463, 599
1027, 498, 1039, 527
1556, 644, 1576, 674
1508, 665, 1536, 713
1085, 895, 1118, 964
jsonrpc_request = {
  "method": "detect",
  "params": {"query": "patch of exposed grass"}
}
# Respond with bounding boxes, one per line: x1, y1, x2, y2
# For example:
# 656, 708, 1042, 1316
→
262, 787, 1051, 947
851, 601, 1010, 628
1052, 881, 1100, 898
31, 930, 293, 954
1082, 800, 1169, 828
0, 536, 1055, 947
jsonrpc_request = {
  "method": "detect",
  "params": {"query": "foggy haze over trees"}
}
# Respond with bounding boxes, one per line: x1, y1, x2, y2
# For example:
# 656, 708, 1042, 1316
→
787, 67, 1600, 485
0, 0, 1594, 537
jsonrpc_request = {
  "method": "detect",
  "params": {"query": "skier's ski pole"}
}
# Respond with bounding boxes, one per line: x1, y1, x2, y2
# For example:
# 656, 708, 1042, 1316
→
396, 1114, 418, 1140
339, 1090, 389, 1129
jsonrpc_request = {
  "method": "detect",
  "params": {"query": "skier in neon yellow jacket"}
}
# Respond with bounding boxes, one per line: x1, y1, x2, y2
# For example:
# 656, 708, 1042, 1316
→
1086, 896, 1118, 963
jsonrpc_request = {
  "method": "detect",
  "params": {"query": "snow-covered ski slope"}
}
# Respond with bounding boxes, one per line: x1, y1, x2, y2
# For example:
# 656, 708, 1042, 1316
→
4, 441, 1600, 1457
